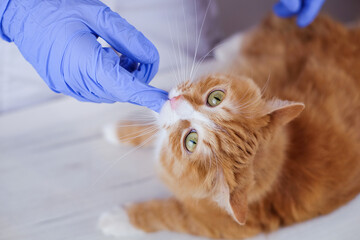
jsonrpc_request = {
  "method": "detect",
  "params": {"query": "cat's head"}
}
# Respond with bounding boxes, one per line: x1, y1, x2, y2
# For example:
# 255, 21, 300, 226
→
157, 74, 304, 224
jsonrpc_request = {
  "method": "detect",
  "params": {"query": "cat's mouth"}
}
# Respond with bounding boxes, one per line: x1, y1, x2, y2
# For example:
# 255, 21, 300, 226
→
158, 87, 194, 127
158, 97, 195, 128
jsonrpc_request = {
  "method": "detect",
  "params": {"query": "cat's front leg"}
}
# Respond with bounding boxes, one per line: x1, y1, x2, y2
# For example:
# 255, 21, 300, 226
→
99, 198, 263, 239
98, 206, 145, 238
98, 199, 184, 237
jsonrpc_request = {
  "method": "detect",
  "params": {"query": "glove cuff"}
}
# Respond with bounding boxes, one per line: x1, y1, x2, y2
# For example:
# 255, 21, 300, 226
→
0, 0, 11, 42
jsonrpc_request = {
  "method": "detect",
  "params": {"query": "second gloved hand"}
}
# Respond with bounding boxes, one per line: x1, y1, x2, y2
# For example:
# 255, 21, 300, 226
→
273, 0, 326, 27
0, 0, 168, 112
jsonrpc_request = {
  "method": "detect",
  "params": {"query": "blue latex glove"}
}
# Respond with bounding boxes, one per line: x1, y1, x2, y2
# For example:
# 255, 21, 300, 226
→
273, 0, 326, 27
0, 0, 168, 112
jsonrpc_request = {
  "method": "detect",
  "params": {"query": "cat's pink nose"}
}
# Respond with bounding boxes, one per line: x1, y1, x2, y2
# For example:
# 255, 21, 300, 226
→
170, 95, 182, 110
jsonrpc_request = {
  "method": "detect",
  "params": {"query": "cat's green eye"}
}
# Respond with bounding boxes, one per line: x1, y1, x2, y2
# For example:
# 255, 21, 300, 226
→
185, 131, 198, 153
207, 90, 225, 107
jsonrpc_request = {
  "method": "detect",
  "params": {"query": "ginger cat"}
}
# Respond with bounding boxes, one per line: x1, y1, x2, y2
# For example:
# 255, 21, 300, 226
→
99, 15, 360, 239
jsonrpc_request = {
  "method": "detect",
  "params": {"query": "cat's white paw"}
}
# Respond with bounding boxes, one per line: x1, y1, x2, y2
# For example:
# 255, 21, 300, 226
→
98, 207, 144, 237
103, 124, 120, 145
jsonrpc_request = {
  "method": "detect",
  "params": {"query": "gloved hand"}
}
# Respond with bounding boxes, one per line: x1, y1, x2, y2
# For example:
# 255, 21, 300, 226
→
273, 0, 326, 27
0, 0, 168, 112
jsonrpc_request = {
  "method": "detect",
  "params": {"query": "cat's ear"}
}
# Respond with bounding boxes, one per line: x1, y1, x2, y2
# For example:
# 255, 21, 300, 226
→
266, 99, 305, 126
229, 188, 248, 225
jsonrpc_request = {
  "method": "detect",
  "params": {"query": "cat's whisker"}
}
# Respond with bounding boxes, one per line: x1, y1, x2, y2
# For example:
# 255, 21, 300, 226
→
191, 41, 228, 81
164, 44, 180, 84
167, 51, 182, 85
235, 104, 263, 118
234, 95, 258, 111
189, 0, 212, 81
177, 5, 189, 83
189, 0, 198, 82
122, 118, 157, 124
234, 76, 272, 115
63, 130, 158, 202
87, 133, 158, 192
125, 114, 157, 120
115, 124, 158, 136
87, 135, 155, 191
242, 113, 264, 119
231, 76, 272, 117
260, 73, 271, 97
126, 111, 157, 117
233, 82, 252, 104
235, 100, 262, 114
234, 86, 263, 109
164, 12, 181, 83
122, 124, 154, 130
116, 115, 157, 121
239, 107, 266, 119
167, 15, 182, 85
117, 127, 158, 142
182, 0, 190, 82
174, 17, 185, 83
115, 122, 157, 128
176, 8, 191, 84
239, 107, 265, 116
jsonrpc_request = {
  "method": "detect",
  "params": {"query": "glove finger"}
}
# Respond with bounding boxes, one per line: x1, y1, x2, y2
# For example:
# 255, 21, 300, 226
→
127, 79, 169, 113
90, 7, 159, 65
120, 55, 139, 73
273, 2, 297, 18
66, 90, 115, 103
297, 0, 325, 27
133, 60, 159, 84
279, 0, 301, 12
51, 81, 114, 103
63, 30, 166, 110
61, 32, 122, 103
54, 86, 90, 102
119, 55, 159, 84
94, 43, 168, 111
62, 81, 116, 103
